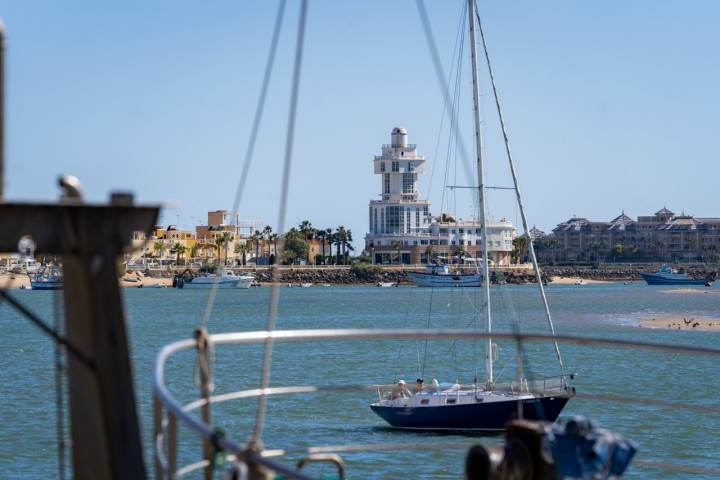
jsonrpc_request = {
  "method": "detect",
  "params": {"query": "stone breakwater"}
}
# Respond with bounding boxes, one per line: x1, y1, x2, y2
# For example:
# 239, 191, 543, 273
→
141, 264, 719, 285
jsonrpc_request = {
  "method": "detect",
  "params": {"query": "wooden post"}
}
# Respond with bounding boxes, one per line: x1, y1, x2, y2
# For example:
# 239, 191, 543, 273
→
0, 202, 158, 480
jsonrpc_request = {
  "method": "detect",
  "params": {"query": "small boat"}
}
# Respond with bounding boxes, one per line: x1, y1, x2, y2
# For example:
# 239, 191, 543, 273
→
376, 282, 395, 288
321, 283, 331, 287
27, 265, 64, 290
641, 264, 709, 286
300, 283, 313, 288
574, 279, 586, 286
407, 263, 482, 288
173, 268, 253, 289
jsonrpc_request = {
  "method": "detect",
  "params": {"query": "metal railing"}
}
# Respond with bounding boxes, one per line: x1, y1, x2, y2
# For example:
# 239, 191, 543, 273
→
153, 328, 720, 479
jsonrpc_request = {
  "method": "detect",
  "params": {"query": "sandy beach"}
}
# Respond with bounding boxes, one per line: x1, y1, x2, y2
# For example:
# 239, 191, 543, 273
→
1, 272, 173, 289
639, 315, 720, 332
663, 287, 720, 295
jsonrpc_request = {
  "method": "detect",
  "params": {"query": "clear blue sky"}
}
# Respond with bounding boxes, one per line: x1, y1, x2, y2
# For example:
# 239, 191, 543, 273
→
2, 1, 719, 246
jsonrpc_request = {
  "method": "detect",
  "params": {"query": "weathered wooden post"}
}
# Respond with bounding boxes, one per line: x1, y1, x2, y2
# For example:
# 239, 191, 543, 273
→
0, 201, 158, 479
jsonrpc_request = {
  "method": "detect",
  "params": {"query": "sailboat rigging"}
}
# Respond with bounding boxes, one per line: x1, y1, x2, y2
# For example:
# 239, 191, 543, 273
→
370, 0, 575, 430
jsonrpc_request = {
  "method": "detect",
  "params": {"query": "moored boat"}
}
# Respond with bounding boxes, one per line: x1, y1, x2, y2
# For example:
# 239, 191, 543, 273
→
641, 264, 709, 286
406, 263, 482, 287
27, 265, 64, 290
173, 268, 253, 289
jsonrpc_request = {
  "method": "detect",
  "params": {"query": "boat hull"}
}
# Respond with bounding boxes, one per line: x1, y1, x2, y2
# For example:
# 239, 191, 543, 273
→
640, 273, 707, 286
181, 278, 253, 289
370, 395, 569, 431
30, 281, 64, 290
407, 272, 482, 287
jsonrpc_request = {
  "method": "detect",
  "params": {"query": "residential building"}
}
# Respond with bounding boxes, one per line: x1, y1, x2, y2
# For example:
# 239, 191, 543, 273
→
537, 208, 720, 263
364, 127, 516, 265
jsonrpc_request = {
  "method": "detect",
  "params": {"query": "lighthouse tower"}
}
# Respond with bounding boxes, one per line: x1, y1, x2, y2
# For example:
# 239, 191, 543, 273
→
365, 127, 431, 263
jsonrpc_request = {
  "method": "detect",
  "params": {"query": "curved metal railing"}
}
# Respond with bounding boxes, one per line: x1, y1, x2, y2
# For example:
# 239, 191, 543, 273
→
152, 328, 720, 479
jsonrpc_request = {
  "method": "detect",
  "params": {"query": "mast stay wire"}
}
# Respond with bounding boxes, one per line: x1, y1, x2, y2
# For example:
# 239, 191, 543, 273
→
251, 0, 308, 447
426, 2, 466, 203
200, 0, 287, 330
475, 4, 565, 378
416, 0, 477, 211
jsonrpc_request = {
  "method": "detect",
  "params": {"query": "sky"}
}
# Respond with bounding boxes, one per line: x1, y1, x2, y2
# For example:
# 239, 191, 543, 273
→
1, 1, 719, 248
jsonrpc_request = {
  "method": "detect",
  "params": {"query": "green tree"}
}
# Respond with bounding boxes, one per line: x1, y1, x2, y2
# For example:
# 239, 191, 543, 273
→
252, 230, 263, 264
153, 240, 165, 258
512, 236, 528, 264
263, 225, 273, 257
172, 242, 186, 265
283, 230, 308, 264
238, 242, 252, 266
316, 229, 327, 265
299, 220, 315, 263
424, 245, 434, 264
392, 240, 402, 265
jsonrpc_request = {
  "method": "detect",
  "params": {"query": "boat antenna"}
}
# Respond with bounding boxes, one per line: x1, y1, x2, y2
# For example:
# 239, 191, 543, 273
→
475, 5, 566, 379
466, 0, 493, 385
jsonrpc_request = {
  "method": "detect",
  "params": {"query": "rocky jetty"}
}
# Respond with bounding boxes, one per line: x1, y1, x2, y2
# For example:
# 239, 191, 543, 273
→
143, 263, 719, 286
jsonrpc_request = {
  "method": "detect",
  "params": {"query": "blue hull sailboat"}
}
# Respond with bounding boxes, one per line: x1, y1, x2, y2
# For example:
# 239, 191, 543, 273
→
370, 0, 574, 431
371, 391, 569, 431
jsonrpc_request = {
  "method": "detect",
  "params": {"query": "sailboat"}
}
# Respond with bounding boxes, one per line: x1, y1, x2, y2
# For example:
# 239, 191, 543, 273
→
370, 0, 575, 430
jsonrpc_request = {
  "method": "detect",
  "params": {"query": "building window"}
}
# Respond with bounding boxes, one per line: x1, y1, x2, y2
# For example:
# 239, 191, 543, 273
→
416, 209, 420, 228
380, 162, 385, 172
408, 161, 414, 172
381, 209, 385, 234
374, 208, 378, 234
383, 173, 390, 194
386, 206, 402, 233
402, 173, 415, 193
392, 161, 399, 172
406, 208, 411, 232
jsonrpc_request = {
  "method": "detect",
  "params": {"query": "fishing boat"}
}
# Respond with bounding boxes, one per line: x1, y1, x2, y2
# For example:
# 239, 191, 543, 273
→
27, 265, 64, 290
377, 281, 396, 288
173, 268, 253, 289
641, 264, 709, 286
370, 0, 574, 430
407, 263, 482, 287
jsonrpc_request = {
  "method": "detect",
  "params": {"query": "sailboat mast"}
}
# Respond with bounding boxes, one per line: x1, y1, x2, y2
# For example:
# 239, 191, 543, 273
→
467, 0, 493, 385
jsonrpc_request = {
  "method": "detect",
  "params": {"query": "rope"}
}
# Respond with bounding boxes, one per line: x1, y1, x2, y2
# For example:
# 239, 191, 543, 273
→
251, 0, 308, 447
199, 0, 287, 329
475, 5, 566, 379
0, 289, 96, 371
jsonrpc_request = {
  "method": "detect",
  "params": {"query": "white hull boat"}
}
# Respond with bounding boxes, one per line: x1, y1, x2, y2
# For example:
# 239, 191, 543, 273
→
174, 269, 253, 289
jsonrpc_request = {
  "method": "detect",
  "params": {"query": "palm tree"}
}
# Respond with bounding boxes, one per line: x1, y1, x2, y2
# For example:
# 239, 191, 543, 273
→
172, 242, 186, 265
325, 228, 333, 264
263, 225, 273, 257
252, 230, 263, 264
316, 230, 327, 265
424, 245, 434, 264
392, 240, 402, 265
269, 233, 279, 264
299, 221, 315, 263
335, 226, 348, 265
456, 244, 466, 264
238, 242, 252, 266
214, 236, 225, 265
153, 240, 165, 259
221, 232, 233, 265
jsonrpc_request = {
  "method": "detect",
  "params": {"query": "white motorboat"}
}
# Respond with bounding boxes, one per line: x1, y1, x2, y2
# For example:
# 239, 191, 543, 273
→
407, 263, 482, 287
376, 282, 396, 288
173, 268, 253, 289
300, 283, 312, 288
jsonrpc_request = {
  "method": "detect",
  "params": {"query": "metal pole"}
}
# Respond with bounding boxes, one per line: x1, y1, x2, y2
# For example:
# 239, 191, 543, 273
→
0, 19, 5, 200
467, 0, 493, 384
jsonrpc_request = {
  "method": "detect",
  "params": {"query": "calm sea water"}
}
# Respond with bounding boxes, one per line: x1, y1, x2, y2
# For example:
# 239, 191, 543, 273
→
1, 283, 719, 478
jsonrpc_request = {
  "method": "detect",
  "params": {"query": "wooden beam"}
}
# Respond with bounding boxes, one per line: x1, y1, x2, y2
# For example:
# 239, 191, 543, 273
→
1, 202, 158, 480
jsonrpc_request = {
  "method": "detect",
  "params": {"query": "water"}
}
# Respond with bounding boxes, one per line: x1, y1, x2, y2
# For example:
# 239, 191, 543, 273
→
1, 283, 719, 478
